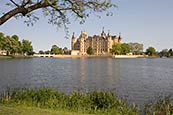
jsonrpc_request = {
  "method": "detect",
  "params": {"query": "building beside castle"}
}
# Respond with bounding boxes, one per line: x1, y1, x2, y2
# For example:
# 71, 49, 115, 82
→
71, 29, 122, 55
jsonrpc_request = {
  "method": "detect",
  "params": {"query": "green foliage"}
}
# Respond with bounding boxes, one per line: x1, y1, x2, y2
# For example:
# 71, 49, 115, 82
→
159, 48, 173, 57
45, 50, 51, 54
168, 48, 173, 57
0, 32, 34, 56
39, 50, 45, 54
86, 46, 94, 55
22, 39, 34, 55
0, 0, 115, 33
128, 42, 143, 55
121, 43, 131, 55
111, 44, 121, 55
145, 96, 173, 115
0, 32, 5, 49
51, 45, 63, 54
0, 89, 139, 115
146, 47, 157, 56
111, 43, 131, 55
0, 105, 90, 115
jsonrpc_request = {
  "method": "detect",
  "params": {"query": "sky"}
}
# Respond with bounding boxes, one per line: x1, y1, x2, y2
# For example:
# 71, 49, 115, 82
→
0, 0, 173, 52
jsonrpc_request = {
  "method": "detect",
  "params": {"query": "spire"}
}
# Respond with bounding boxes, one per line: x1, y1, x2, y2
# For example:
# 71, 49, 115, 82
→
101, 27, 106, 38
102, 27, 105, 32
107, 30, 110, 36
118, 32, 122, 39
72, 32, 75, 40
118, 32, 122, 43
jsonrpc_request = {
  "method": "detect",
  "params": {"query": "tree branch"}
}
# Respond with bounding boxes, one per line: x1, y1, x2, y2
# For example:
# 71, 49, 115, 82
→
10, 0, 20, 7
0, 2, 49, 25
0, 0, 115, 26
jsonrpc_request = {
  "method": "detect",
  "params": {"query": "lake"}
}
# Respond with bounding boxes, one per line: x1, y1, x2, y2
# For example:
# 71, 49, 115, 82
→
0, 57, 173, 106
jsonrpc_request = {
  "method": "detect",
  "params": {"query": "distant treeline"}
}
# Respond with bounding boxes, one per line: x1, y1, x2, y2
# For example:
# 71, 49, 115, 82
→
110, 42, 173, 57
0, 32, 34, 56
38, 45, 70, 55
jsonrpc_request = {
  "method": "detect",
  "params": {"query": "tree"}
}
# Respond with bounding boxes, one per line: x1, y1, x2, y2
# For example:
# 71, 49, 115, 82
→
45, 50, 51, 54
87, 46, 94, 55
22, 39, 34, 55
121, 43, 131, 55
111, 44, 121, 55
63, 47, 70, 54
1, 36, 12, 55
51, 45, 62, 54
0, 0, 115, 27
146, 47, 157, 56
39, 50, 45, 54
128, 42, 143, 55
11, 35, 22, 54
0, 32, 34, 55
168, 48, 173, 57
1, 34, 21, 55
159, 49, 168, 57
111, 43, 130, 55
0, 32, 5, 49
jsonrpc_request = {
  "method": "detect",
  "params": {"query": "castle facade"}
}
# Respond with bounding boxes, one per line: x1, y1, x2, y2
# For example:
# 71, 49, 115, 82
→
71, 30, 122, 55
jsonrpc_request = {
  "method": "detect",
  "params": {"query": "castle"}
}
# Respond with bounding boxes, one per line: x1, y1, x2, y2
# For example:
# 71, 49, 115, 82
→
71, 29, 122, 55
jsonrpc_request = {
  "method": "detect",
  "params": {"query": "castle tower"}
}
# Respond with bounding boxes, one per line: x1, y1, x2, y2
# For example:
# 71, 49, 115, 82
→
79, 31, 87, 55
107, 33, 113, 52
118, 33, 122, 43
101, 27, 106, 38
71, 32, 76, 50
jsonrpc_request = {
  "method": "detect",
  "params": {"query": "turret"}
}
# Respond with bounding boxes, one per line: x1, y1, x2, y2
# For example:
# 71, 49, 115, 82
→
107, 30, 110, 37
80, 31, 87, 39
118, 33, 122, 43
101, 27, 106, 38
71, 32, 76, 50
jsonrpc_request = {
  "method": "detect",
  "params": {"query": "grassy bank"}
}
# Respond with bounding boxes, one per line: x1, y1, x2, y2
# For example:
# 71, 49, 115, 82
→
1, 89, 173, 115
0, 105, 91, 115
0, 89, 139, 115
0, 55, 12, 59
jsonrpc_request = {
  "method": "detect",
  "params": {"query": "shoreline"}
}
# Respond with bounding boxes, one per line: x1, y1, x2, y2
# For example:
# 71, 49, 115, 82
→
0, 55, 34, 59
34, 54, 149, 59
0, 54, 161, 59
112, 55, 147, 58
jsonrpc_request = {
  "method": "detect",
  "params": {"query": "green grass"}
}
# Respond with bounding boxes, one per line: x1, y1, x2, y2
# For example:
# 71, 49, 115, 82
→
0, 105, 91, 115
3, 89, 173, 115
0, 55, 12, 59
0, 55, 35, 59
145, 96, 173, 115
0, 89, 139, 115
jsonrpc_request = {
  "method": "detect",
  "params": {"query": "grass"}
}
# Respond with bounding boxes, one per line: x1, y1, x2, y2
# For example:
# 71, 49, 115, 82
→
0, 89, 139, 115
2, 88, 173, 115
145, 96, 173, 115
0, 55, 35, 59
0, 105, 91, 115
0, 55, 12, 59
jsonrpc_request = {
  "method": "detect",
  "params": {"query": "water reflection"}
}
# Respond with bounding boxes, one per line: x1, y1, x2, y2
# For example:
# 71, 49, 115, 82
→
0, 58, 173, 106
80, 58, 86, 91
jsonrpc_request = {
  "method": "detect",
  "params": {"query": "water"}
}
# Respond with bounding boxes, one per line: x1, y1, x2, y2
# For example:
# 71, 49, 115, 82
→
0, 57, 173, 106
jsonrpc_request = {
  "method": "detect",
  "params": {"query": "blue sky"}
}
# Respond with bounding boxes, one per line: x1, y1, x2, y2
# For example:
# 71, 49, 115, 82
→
0, 0, 173, 52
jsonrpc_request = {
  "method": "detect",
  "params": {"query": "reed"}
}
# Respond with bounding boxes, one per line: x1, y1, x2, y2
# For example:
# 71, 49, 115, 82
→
0, 88, 139, 115
145, 96, 173, 115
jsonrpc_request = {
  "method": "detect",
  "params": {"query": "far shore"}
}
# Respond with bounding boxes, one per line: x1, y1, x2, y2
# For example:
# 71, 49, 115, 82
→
112, 55, 148, 58
0, 55, 34, 59
34, 54, 152, 59
0, 54, 162, 59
